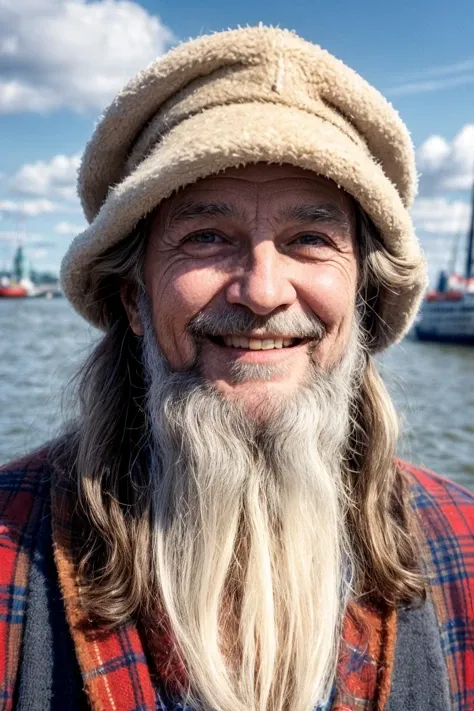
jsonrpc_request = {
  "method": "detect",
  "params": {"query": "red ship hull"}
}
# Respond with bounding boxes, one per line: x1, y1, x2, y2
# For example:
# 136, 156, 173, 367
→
0, 286, 28, 298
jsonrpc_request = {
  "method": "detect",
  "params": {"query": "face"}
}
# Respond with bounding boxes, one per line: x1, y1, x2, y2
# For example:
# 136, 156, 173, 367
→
123, 163, 358, 412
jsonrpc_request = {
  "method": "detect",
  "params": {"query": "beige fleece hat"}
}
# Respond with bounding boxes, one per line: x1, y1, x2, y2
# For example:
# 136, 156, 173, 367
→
61, 25, 427, 350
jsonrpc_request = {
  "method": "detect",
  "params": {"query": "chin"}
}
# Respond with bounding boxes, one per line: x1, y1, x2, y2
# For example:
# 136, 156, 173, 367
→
213, 375, 300, 417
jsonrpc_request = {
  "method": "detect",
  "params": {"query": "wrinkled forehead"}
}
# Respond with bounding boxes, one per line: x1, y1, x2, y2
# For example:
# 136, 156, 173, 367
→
156, 162, 356, 228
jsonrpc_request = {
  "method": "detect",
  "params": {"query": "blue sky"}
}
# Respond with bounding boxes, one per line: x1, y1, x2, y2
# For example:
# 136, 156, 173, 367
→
1, 0, 473, 282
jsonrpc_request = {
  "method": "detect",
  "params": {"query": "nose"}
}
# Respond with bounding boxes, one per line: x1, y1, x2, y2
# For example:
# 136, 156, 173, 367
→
226, 241, 297, 315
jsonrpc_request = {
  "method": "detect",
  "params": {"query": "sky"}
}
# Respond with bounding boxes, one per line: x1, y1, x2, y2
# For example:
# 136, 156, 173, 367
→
0, 0, 473, 283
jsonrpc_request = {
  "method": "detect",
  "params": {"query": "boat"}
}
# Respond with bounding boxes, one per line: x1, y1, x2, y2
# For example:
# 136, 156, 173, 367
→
0, 283, 28, 298
414, 177, 474, 344
0, 245, 33, 298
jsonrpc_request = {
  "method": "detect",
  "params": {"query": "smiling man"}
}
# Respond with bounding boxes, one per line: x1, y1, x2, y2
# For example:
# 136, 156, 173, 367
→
131, 166, 358, 403
2, 26, 474, 711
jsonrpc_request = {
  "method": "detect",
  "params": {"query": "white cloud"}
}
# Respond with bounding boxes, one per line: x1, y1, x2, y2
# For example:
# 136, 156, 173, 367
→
55, 220, 85, 236
0, 198, 57, 218
9, 153, 81, 199
0, 0, 174, 114
411, 197, 471, 235
417, 124, 474, 195
386, 74, 474, 97
386, 56, 474, 97
395, 58, 474, 82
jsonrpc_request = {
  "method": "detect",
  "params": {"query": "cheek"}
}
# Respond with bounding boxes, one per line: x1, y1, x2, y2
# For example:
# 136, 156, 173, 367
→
302, 267, 357, 368
303, 266, 357, 328
146, 264, 225, 366
160, 274, 210, 315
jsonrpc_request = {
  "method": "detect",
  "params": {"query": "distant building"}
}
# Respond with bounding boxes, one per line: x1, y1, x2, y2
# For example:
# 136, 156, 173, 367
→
12, 246, 34, 293
13, 246, 28, 283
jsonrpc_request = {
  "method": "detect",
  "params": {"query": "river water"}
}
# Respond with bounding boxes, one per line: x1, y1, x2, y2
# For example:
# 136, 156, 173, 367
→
1, 299, 473, 488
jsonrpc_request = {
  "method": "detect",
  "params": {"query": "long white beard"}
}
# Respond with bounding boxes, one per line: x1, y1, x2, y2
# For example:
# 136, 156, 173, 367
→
140, 304, 364, 711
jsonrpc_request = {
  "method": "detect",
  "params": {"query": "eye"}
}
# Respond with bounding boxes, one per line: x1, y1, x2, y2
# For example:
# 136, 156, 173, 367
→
184, 230, 225, 244
292, 233, 328, 247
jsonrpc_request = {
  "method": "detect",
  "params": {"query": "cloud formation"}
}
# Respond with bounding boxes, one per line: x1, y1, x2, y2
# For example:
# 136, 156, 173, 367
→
386, 74, 474, 97
0, 198, 57, 218
395, 59, 474, 82
0, 0, 174, 114
55, 220, 85, 236
411, 198, 471, 235
411, 125, 473, 278
416, 124, 474, 195
9, 153, 81, 200
386, 57, 474, 97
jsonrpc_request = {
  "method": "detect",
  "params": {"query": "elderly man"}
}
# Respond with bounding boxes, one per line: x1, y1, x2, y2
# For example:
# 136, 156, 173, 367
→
1, 26, 473, 711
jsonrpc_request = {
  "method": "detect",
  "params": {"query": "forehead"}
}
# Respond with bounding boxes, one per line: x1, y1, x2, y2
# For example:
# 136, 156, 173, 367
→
160, 163, 354, 218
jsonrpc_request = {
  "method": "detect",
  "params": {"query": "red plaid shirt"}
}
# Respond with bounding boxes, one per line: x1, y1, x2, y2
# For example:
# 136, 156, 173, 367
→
1, 452, 474, 710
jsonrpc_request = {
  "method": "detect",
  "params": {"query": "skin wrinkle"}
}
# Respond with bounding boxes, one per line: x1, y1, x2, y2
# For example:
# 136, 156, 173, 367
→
123, 163, 359, 409
65, 25, 427, 341
165, 200, 247, 230
188, 306, 327, 384
162, 200, 352, 253
275, 203, 351, 235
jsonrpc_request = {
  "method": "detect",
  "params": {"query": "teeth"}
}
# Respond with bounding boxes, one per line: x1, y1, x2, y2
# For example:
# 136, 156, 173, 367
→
221, 336, 295, 349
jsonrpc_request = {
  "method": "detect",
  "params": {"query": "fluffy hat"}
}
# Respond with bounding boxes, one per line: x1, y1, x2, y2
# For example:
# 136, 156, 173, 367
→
61, 25, 427, 350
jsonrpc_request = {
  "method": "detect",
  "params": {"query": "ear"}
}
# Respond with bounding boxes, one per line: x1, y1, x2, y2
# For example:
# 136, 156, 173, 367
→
120, 280, 145, 336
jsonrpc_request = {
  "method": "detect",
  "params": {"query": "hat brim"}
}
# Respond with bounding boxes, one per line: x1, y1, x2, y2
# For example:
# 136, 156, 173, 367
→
61, 101, 426, 346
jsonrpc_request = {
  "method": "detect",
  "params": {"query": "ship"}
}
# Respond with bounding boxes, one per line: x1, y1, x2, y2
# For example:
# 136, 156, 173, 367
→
0, 282, 28, 298
414, 178, 474, 344
0, 246, 32, 298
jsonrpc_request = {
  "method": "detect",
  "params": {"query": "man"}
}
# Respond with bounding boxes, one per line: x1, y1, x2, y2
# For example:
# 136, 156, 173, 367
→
1, 26, 473, 711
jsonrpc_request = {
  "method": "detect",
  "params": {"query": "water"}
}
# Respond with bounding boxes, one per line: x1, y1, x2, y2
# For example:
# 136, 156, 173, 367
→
1, 299, 473, 488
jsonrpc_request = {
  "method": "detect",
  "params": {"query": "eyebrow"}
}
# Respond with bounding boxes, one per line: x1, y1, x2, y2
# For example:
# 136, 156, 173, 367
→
276, 203, 351, 230
165, 199, 351, 233
166, 200, 245, 228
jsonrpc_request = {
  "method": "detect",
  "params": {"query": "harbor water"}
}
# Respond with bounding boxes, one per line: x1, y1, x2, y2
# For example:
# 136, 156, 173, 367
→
1, 299, 473, 489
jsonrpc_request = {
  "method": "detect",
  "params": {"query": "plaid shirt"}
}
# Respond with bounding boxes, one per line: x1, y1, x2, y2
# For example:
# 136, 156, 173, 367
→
1, 452, 473, 710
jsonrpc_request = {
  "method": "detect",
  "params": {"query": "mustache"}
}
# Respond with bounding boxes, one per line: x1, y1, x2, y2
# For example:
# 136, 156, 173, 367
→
188, 306, 326, 341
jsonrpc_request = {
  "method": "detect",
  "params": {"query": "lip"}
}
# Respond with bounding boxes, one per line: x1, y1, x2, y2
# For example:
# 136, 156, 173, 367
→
203, 337, 311, 363
220, 332, 298, 340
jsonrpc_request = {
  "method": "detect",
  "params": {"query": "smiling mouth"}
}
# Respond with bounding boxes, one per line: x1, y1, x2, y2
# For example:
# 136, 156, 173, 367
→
207, 335, 308, 350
